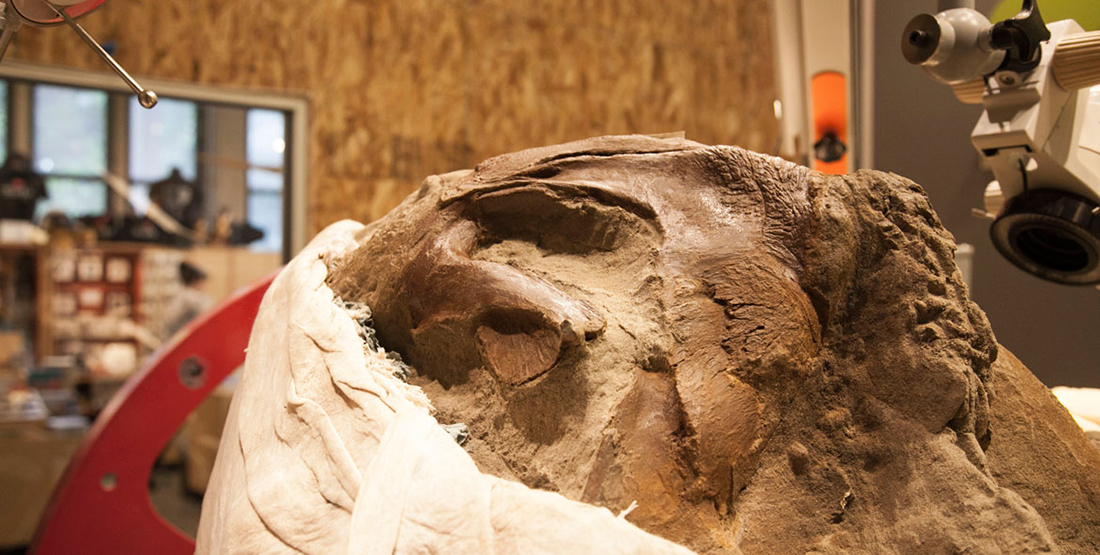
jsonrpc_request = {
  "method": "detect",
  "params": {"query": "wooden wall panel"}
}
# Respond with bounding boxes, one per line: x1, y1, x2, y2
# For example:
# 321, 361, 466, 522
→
10, 0, 777, 232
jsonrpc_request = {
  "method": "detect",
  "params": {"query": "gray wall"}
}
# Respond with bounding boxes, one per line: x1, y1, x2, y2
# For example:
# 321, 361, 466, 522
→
873, 1, 1100, 387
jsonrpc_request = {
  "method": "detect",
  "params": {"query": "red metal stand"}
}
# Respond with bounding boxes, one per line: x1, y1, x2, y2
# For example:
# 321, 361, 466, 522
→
31, 272, 277, 555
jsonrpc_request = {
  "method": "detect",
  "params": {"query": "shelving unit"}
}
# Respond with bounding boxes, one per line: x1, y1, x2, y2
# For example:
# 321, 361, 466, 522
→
42, 245, 143, 374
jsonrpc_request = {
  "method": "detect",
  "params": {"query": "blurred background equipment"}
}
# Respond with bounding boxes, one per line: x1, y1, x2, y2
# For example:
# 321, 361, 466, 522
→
770, 0, 875, 174
0, 153, 46, 221
148, 169, 200, 229
161, 261, 213, 340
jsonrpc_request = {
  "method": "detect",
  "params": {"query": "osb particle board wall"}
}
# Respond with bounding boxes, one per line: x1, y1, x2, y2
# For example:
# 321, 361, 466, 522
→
12, 0, 778, 233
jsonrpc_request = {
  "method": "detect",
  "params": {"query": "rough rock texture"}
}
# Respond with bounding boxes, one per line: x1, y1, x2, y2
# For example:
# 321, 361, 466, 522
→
326, 135, 1100, 554
984, 350, 1100, 555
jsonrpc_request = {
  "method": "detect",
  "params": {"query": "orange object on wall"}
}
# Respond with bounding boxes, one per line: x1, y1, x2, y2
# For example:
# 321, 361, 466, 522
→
811, 71, 848, 174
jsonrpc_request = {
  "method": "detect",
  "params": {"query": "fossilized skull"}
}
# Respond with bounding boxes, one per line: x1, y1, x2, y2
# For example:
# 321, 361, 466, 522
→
327, 135, 1100, 555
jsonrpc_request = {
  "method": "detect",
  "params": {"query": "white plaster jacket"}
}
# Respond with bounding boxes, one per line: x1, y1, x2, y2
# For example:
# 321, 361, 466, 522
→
195, 220, 695, 555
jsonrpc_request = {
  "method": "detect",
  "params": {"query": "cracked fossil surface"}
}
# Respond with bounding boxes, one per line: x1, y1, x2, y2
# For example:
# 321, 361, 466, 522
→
325, 135, 1100, 554
205, 135, 1100, 555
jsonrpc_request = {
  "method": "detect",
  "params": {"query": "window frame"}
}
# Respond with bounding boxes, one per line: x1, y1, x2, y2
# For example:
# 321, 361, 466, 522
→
29, 82, 112, 220
0, 80, 10, 164
244, 107, 290, 254
0, 61, 308, 262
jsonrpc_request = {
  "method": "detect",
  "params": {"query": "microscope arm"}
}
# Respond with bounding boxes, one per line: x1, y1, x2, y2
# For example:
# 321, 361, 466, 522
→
903, 2, 1100, 285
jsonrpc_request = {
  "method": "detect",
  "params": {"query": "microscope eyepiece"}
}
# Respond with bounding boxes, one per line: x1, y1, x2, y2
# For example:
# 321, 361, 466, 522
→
991, 190, 1100, 285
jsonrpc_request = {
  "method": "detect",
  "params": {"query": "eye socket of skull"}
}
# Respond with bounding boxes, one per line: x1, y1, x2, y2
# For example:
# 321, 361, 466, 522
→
395, 202, 609, 388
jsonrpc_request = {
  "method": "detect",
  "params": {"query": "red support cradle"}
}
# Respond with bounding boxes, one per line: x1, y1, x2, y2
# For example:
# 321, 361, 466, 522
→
31, 272, 277, 555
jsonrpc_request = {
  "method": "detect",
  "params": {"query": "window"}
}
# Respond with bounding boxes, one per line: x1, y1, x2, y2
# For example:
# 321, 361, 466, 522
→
0, 64, 305, 258
32, 84, 109, 220
128, 96, 198, 214
245, 108, 286, 253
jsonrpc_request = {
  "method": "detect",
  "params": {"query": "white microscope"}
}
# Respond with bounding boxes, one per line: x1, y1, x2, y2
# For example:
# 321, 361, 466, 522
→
903, 0, 1100, 285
